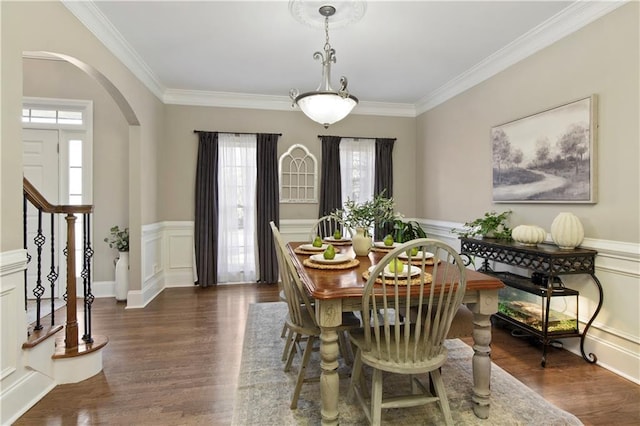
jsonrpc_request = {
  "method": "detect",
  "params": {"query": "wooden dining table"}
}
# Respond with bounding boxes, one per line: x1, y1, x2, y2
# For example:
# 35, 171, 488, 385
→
286, 241, 504, 426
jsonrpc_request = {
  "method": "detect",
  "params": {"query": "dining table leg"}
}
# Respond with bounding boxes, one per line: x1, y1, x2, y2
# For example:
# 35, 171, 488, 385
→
469, 289, 499, 419
316, 298, 342, 426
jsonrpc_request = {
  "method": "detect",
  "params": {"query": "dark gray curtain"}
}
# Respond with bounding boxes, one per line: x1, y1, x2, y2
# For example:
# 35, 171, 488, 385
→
256, 133, 280, 283
374, 138, 395, 240
318, 136, 342, 218
194, 132, 218, 287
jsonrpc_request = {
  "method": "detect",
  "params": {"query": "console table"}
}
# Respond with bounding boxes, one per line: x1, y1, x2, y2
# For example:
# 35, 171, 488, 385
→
460, 237, 603, 367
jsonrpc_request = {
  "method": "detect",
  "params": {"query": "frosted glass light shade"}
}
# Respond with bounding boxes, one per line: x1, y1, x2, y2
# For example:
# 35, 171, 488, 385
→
296, 92, 358, 128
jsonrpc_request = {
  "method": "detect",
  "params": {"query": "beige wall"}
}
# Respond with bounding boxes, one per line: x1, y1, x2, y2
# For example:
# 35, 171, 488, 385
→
160, 105, 417, 221
416, 2, 639, 243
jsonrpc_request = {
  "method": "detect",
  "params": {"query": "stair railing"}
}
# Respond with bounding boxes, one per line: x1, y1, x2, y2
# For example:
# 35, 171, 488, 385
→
23, 177, 95, 350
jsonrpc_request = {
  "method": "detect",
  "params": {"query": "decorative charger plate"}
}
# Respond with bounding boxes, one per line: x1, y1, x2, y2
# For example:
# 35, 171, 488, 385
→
309, 253, 351, 264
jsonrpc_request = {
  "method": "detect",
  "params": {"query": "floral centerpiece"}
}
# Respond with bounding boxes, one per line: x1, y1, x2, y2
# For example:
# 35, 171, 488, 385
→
104, 225, 129, 252
330, 192, 397, 236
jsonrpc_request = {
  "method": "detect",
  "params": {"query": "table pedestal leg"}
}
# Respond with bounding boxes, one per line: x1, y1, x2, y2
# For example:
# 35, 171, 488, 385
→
471, 309, 492, 419
320, 327, 339, 425
317, 299, 342, 426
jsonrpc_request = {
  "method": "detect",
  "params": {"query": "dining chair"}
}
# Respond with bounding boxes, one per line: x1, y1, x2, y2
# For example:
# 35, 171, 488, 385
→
270, 221, 360, 409
348, 238, 467, 425
309, 215, 352, 241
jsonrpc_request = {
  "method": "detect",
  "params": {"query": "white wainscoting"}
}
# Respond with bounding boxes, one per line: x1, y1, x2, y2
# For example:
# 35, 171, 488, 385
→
138, 219, 639, 383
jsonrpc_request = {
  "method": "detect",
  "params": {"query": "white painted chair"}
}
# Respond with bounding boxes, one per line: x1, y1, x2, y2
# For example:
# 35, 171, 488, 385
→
270, 222, 360, 408
348, 238, 467, 425
308, 215, 352, 242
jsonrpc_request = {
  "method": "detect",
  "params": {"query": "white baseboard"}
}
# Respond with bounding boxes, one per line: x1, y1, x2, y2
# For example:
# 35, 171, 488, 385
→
0, 370, 56, 425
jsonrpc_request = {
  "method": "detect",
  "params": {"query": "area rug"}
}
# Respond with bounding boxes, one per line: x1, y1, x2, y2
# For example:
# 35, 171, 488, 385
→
232, 302, 583, 425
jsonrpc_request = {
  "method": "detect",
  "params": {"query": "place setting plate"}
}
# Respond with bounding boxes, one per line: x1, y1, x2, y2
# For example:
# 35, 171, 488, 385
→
298, 243, 329, 252
309, 253, 351, 264
323, 236, 352, 245
398, 250, 434, 260
303, 253, 360, 270
367, 264, 422, 278
363, 264, 432, 285
373, 241, 400, 249
372, 241, 399, 252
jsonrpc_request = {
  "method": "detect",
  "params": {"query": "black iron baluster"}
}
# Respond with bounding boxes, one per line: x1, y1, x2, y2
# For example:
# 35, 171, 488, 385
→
47, 212, 59, 326
33, 209, 46, 331
23, 194, 29, 314
82, 213, 94, 343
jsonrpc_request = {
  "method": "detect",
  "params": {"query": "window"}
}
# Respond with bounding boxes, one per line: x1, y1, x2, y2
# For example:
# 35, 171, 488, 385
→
340, 138, 375, 204
22, 107, 84, 125
340, 138, 376, 234
217, 134, 257, 283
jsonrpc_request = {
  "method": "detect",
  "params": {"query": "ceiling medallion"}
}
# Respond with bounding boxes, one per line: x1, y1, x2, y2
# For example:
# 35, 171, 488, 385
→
288, 0, 366, 29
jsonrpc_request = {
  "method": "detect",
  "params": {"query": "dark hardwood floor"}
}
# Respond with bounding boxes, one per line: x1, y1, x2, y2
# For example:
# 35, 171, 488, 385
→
15, 285, 640, 425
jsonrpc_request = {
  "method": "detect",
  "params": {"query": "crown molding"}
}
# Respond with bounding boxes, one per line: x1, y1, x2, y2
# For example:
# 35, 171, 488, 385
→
63, 0, 626, 117
61, 0, 165, 100
163, 89, 416, 117
415, 0, 628, 115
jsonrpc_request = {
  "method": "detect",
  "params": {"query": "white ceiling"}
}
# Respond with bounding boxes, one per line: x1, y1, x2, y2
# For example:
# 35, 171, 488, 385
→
62, 1, 623, 116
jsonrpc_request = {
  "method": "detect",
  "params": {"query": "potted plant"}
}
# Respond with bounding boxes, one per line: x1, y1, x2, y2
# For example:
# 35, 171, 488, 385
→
392, 218, 427, 243
453, 210, 513, 240
104, 225, 129, 301
104, 225, 129, 252
330, 193, 397, 255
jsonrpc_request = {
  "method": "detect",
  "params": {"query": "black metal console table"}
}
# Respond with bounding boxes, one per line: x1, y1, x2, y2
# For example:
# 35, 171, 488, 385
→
460, 237, 603, 367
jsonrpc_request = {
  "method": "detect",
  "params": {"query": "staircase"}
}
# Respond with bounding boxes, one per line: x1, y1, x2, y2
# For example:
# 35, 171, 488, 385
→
22, 177, 108, 384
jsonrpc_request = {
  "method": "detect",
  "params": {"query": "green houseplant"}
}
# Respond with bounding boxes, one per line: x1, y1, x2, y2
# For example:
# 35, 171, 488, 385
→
104, 225, 129, 252
453, 210, 513, 240
392, 218, 427, 243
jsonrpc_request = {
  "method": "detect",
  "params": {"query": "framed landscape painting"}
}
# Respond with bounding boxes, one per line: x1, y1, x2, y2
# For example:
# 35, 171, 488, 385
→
492, 95, 597, 203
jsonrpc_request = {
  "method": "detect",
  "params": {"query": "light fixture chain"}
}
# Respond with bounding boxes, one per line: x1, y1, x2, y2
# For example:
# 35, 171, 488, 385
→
324, 15, 330, 50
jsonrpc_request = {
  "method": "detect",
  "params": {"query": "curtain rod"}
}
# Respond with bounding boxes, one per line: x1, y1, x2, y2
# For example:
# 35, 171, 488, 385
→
318, 135, 396, 141
194, 130, 282, 136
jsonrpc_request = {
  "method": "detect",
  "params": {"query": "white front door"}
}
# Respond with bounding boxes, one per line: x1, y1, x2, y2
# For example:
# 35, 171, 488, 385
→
23, 128, 63, 299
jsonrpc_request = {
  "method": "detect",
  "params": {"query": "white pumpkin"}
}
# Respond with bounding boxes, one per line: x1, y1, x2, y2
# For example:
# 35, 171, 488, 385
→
512, 225, 547, 246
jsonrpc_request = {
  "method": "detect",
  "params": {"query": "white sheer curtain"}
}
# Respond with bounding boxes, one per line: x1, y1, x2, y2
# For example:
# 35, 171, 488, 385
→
218, 134, 257, 283
340, 138, 376, 235
340, 138, 375, 204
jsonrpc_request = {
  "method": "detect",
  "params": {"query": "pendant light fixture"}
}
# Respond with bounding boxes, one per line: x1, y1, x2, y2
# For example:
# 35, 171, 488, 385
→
289, 5, 358, 128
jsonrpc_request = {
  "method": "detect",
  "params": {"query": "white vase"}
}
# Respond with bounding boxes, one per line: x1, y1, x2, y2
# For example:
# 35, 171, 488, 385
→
115, 251, 129, 301
550, 212, 584, 249
352, 228, 372, 256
